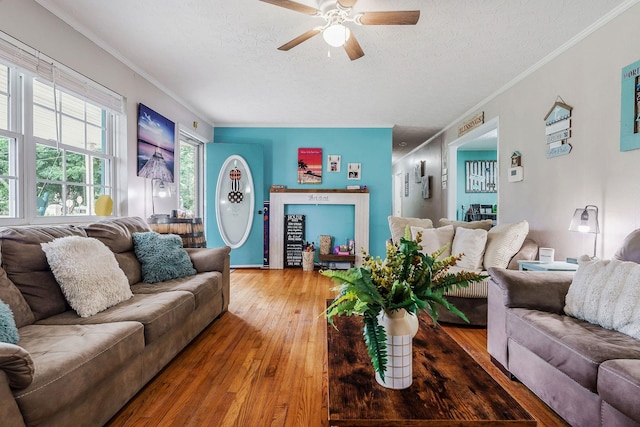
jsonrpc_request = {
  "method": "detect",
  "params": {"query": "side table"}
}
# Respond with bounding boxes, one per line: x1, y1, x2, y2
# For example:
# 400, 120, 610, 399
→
517, 260, 578, 272
147, 217, 206, 248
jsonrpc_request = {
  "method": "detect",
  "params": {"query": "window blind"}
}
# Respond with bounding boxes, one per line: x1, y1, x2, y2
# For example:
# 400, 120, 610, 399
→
0, 31, 123, 113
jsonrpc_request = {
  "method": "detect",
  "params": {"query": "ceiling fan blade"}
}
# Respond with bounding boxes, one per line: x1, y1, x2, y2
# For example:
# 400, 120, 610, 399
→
337, 0, 358, 7
278, 28, 322, 51
344, 33, 364, 61
260, 0, 320, 15
358, 11, 420, 25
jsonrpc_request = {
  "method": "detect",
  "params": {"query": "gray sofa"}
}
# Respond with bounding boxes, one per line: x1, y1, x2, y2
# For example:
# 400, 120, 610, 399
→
0, 216, 231, 427
488, 230, 640, 427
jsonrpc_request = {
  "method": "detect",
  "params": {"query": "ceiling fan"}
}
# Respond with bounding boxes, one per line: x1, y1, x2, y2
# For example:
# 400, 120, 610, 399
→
260, 0, 420, 61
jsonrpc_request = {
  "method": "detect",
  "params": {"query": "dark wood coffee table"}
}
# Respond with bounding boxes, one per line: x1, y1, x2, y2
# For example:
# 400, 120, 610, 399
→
326, 311, 536, 426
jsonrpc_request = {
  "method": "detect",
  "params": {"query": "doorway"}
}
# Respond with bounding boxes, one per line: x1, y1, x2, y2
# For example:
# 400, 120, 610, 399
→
447, 118, 499, 222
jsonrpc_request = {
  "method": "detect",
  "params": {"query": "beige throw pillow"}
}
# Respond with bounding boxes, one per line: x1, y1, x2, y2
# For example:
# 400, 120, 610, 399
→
451, 227, 487, 270
388, 216, 433, 243
483, 220, 529, 269
439, 218, 493, 231
41, 236, 133, 317
410, 225, 454, 259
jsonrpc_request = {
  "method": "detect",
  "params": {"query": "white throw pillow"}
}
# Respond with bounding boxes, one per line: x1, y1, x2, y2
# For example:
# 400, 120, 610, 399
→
410, 225, 454, 259
483, 220, 529, 269
41, 236, 133, 317
565, 258, 640, 340
388, 216, 433, 244
451, 227, 487, 270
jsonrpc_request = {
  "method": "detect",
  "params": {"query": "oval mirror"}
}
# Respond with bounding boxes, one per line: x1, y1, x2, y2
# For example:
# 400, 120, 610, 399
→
215, 155, 255, 248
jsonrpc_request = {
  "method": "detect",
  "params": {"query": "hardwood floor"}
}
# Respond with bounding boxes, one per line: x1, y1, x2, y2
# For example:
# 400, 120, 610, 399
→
106, 268, 568, 427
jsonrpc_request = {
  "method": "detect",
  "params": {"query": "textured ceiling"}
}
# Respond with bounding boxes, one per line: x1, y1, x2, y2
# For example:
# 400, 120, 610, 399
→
35, 0, 630, 162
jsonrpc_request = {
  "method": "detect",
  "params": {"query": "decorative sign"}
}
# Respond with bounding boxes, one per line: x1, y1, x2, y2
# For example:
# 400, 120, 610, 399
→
544, 99, 573, 158
263, 201, 270, 268
546, 129, 570, 144
620, 59, 640, 151
284, 214, 305, 268
458, 111, 484, 137
547, 143, 572, 158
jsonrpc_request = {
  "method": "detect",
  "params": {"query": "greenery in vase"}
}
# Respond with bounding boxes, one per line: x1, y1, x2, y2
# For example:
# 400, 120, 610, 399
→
323, 227, 486, 380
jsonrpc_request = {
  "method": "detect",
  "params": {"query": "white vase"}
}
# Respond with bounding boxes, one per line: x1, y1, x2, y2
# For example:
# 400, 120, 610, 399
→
375, 309, 413, 389
406, 311, 419, 338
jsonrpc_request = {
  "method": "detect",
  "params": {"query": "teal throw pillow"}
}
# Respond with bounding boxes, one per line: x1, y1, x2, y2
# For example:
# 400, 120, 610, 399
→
0, 299, 19, 344
132, 232, 197, 284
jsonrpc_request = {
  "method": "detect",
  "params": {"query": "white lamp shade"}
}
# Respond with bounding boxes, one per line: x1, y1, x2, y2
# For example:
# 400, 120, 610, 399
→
569, 206, 599, 234
152, 179, 171, 198
323, 25, 350, 47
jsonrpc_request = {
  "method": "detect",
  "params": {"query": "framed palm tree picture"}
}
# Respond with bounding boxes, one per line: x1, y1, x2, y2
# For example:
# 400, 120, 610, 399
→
298, 148, 322, 184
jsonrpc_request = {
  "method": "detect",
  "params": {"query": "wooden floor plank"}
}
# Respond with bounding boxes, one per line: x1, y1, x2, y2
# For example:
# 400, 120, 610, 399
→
106, 268, 568, 427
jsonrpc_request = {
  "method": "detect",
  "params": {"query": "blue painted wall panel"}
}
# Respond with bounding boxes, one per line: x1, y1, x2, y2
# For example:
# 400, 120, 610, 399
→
211, 127, 392, 259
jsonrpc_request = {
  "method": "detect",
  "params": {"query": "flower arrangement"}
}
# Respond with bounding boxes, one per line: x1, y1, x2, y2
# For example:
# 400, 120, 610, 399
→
323, 227, 486, 380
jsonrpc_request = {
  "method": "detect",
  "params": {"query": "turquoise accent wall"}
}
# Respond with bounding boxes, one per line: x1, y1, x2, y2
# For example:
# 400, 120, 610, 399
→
212, 127, 392, 259
457, 150, 497, 220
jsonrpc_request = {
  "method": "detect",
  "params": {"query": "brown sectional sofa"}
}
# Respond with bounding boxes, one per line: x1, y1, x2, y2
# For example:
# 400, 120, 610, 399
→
0, 217, 231, 427
487, 229, 640, 427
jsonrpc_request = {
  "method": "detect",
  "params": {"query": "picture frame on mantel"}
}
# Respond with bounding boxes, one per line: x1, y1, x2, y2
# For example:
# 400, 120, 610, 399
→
620, 59, 640, 151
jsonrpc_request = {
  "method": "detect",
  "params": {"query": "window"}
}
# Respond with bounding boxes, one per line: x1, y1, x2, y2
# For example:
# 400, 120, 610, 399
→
33, 80, 114, 217
0, 34, 122, 222
0, 135, 18, 217
0, 64, 9, 130
178, 132, 203, 218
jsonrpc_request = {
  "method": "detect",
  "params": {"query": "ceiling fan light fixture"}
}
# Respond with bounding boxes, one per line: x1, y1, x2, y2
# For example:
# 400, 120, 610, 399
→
323, 24, 350, 47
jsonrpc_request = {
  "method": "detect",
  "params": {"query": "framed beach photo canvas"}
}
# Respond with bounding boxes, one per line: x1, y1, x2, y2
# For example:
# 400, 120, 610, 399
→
298, 148, 322, 184
136, 103, 175, 182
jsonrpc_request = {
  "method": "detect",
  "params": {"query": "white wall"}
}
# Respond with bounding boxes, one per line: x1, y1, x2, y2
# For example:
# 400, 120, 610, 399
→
0, 0, 214, 219
392, 135, 445, 222
439, 3, 640, 260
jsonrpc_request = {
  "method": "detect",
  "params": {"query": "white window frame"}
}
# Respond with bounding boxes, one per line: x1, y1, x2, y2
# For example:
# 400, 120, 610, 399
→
0, 32, 123, 225
178, 128, 205, 219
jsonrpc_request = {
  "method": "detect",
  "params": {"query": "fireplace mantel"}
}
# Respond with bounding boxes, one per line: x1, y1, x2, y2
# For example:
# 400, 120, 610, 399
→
269, 189, 370, 269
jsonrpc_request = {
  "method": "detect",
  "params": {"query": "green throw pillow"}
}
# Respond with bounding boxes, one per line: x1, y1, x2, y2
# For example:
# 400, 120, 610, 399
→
0, 299, 19, 344
132, 232, 197, 284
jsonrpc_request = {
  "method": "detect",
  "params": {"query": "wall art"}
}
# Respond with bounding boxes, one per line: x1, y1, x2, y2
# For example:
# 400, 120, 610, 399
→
421, 176, 431, 199
347, 162, 361, 180
327, 154, 341, 172
544, 98, 573, 158
414, 161, 424, 183
298, 148, 322, 184
136, 103, 175, 182
404, 172, 409, 196
465, 160, 497, 193
620, 59, 640, 151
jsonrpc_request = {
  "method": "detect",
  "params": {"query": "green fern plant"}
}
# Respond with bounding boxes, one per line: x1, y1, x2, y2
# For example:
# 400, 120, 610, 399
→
324, 227, 486, 381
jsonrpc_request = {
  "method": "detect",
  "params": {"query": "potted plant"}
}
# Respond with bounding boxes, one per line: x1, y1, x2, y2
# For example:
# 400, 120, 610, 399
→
323, 228, 486, 385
